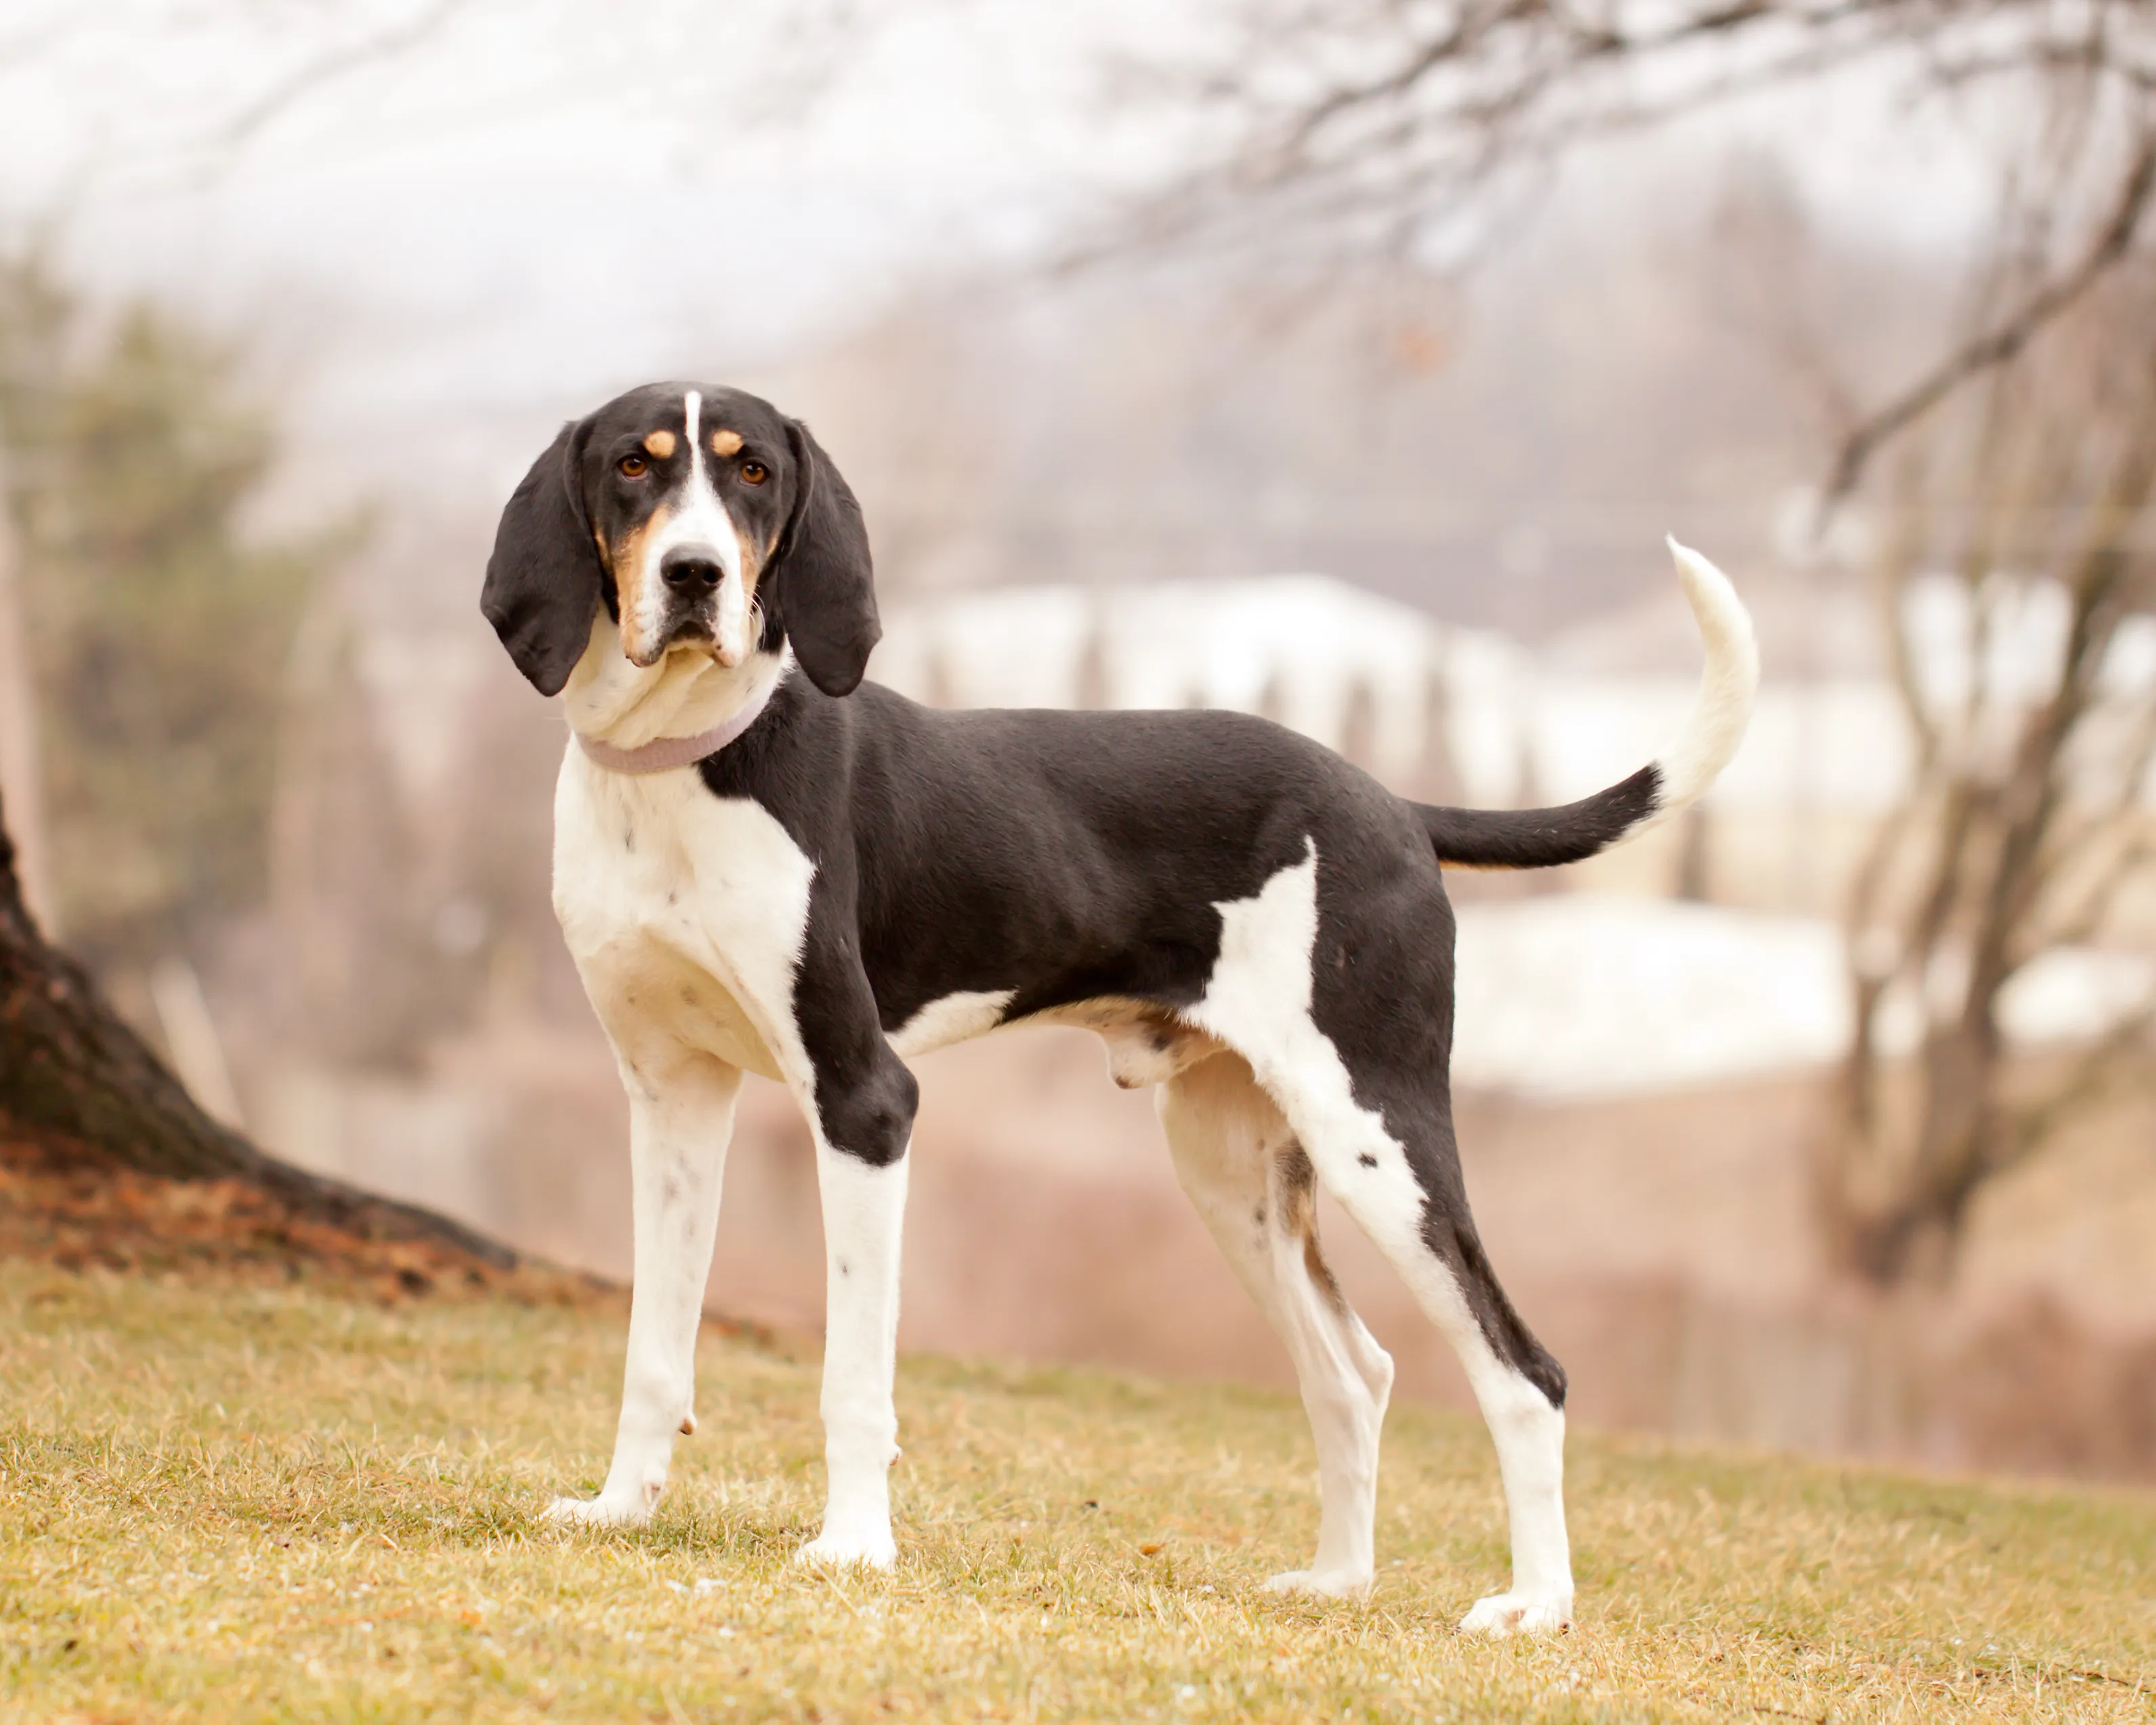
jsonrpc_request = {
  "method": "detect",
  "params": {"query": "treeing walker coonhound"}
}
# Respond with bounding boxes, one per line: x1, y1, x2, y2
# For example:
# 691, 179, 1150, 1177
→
480, 380, 1757, 1636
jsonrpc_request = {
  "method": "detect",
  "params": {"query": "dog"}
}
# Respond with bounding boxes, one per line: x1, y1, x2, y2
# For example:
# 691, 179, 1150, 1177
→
480, 380, 1757, 1636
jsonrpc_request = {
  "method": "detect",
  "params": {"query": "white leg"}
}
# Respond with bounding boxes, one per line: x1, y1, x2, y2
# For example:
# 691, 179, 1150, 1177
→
1450, 1359, 1571, 1636
547, 1049, 740, 1528
795, 1142, 909, 1568
1160, 1056, 1395, 1599
1294, 1119, 1573, 1635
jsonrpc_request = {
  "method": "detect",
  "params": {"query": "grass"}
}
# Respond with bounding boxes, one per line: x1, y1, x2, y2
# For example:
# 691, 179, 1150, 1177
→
1, 1264, 2151, 1722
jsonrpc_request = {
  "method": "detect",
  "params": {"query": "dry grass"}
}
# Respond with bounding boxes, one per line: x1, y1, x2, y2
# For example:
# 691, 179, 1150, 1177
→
1, 1263, 2151, 1722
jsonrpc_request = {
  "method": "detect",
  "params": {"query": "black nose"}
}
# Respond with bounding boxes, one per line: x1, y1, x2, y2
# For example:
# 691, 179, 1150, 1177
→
661, 547, 725, 589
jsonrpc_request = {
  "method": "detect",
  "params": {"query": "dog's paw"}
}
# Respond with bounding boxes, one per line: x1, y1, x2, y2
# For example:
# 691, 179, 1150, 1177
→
792, 1527, 897, 1571
1263, 1567, 1372, 1600
1458, 1589, 1573, 1637
543, 1488, 657, 1530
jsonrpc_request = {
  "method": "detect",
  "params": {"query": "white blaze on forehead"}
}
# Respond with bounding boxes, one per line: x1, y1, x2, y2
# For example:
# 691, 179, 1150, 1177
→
630, 389, 750, 667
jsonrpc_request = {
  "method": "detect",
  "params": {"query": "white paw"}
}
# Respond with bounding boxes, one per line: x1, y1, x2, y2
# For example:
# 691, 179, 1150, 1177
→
1263, 1567, 1372, 1600
793, 1527, 897, 1571
543, 1487, 658, 1529
1458, 1589, 1573, 1637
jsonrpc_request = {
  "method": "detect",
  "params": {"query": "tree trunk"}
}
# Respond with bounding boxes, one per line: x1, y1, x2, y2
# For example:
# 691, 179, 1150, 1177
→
0, 789, 515, 1268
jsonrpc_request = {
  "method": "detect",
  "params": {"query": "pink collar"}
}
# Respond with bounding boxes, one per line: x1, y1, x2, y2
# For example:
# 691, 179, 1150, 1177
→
574, 673, 780, 774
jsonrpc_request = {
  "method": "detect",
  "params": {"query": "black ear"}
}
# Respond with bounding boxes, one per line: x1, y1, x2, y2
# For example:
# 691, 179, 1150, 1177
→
768, 419, 879, 697
482, 418, 602, 697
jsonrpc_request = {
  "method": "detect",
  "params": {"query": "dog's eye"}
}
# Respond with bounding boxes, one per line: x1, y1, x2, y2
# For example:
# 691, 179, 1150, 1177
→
739, 460, 769, 486
618, 454, 649, 478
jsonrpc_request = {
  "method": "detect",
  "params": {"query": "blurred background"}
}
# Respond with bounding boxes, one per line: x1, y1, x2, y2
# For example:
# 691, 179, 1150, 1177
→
2, 0, 2153, 1478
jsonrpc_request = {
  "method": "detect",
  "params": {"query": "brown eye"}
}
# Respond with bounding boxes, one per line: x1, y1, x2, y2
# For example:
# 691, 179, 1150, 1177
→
618, 453, 648, 478
739, 459, 769, 486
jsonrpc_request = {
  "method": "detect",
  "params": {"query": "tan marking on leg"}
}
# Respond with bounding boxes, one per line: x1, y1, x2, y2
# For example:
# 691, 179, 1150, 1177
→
709, 428, 744, 457
643, 429, 677, 459
1277, 1142, 1348, 1313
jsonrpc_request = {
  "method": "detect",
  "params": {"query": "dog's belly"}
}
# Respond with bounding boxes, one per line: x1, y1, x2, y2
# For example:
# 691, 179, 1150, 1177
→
889, 988, 1224, 1088
1031, 998, 1224, 1089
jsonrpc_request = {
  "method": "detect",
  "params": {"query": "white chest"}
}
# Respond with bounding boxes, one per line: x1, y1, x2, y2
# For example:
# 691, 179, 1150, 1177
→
551, 746, 818, 1087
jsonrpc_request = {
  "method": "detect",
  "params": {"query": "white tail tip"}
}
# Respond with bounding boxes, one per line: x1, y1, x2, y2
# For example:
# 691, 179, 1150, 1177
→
1648, 538, 1759, 820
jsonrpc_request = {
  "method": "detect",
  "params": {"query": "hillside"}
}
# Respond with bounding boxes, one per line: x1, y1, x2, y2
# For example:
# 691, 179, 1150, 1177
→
3, 1264, 2151, 1723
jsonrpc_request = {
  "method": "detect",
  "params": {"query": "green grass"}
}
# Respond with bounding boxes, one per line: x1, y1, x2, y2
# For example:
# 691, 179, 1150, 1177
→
1, 1264, 2150, 1722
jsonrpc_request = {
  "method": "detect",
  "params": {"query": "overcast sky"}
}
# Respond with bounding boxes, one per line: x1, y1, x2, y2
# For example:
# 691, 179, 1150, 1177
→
0, 0, 1992, 516
2, 4, 1174, 423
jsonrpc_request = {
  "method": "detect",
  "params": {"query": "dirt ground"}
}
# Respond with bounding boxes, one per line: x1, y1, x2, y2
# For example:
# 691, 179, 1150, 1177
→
0, 1130, 593, 1309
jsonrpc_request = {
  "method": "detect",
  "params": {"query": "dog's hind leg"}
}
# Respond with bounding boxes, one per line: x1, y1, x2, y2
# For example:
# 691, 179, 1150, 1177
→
1407, 1210, 1571, 1638
1295, 1113, 1573, 1637
1159, 1053, 1395, 1598
1191, 845, 1572, 1634
547, 1046, 741, 1528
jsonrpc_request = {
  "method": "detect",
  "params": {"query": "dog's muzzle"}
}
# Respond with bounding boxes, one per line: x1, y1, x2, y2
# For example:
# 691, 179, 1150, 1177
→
650, 541, 748, 665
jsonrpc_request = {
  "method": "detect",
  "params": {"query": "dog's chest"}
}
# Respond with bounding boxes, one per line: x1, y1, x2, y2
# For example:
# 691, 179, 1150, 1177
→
552, 750, 816, 1085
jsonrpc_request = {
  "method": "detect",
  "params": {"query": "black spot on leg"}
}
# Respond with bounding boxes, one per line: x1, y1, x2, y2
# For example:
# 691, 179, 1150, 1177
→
1252, 1203, 1267, 1228
838, 1260, 850, 1277
1277, 1142, 1315, 1202
666, 889, 679, 907
1358, 1152, 1378, 1169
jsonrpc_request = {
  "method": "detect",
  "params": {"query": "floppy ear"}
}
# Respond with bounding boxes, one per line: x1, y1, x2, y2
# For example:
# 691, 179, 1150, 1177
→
768, 419, 879, 697
481, 418, 602, 697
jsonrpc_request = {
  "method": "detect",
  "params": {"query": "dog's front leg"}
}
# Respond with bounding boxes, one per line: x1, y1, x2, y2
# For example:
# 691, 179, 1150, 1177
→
548, 1049, 741, 1528
793, 1043, 916, 1569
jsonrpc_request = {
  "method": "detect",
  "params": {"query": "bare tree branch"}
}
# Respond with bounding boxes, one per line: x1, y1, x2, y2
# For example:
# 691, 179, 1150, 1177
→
2037, 827, 2156, 951
0, 17, 75, 73
209, 0, 478, 153
1821, 127, 2156, 504
2000, 1003, 2156, 1176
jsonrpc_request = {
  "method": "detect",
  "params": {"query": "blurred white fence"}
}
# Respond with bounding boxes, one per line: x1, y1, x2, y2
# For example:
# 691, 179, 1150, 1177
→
873, 573, 2156, 814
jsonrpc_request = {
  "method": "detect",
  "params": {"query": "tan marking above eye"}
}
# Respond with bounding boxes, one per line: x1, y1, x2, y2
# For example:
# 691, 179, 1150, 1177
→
709, 428, 744, 457
643, 429, 677, 459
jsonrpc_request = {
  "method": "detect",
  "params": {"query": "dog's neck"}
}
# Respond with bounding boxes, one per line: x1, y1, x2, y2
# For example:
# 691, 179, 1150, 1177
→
563, 612, 790, 755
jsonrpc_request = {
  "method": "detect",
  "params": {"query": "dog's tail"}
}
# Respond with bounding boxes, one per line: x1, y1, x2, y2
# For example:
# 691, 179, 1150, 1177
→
1414, 538, 1758, 871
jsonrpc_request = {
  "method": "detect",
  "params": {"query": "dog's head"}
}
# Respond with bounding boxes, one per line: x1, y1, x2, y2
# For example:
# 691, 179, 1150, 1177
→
482, 382, 878, 698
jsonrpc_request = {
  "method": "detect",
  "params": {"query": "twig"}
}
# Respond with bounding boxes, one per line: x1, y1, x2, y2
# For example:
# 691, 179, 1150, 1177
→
2063, 1665, 2151, 1693
210, 0, 476, 152
1822, 129, 2156, 504
1973, 1662, 2154, 1694
1998, 1003, 2156, 1176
